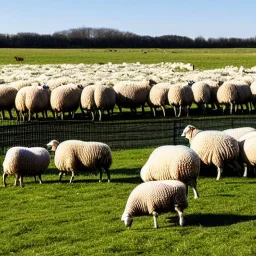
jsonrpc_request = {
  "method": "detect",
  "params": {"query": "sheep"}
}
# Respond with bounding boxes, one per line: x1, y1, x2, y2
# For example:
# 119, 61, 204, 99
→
181, 125, 241, 180
121, 180, 188, 228
235, 83, 252, 113
15, 86, 29, 121
80, 85, 97, 120
140, 145, 200, 199
250, 81, 256, 110
47, 139, 112, 183
238, 136, 256, 177
191, 81, 211, 114
9, 81, 32, 91
94, 85, 116, 121
206, 80, 221, 111
50, 84, 83, 120
3, 146, 50, 187
25, 85, 51, 121
113, 79, 157, 114
0, 85, 18, 120
167, 83, 194, 117
223, 127, 256, 140
147, 82, 171, 117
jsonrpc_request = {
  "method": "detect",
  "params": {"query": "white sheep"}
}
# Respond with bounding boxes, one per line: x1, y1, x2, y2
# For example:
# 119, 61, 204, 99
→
167, 83, 194, 117
121, 180, 188, 228
25, 85, 51, 121
94, 85, 116, 121
3, 146, 50, 187
140, 145, 200, 199
113, 79, 156, 114
15, 86, 29, 121
47, 139, 112, 183
0, 85, 18, 120
147, 82, 171, 117
223, 127, 256, 140
181, 125, 241, 180
191, 81, 211, 114
50, 84, 83, 120
80, 85, 97, 120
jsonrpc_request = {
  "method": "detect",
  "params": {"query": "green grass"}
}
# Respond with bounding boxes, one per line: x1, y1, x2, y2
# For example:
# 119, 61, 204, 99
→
0, 148, 255, 256
1, 48, 256, 69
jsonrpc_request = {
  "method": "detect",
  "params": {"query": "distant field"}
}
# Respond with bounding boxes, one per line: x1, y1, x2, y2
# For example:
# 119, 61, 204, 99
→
1, 48, 256, 69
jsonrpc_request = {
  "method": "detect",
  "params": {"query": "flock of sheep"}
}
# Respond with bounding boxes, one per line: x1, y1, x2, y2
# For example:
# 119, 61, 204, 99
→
2, 125, 255, 228
2, 78, 256, 121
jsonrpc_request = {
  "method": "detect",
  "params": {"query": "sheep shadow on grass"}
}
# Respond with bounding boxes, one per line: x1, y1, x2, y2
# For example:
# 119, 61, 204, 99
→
178, 213, 256, 227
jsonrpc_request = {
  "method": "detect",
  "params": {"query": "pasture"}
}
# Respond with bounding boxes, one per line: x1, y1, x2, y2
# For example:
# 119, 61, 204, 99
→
0, 149, 255, 256
0, 48, 255, 255
2, 48, 256, 69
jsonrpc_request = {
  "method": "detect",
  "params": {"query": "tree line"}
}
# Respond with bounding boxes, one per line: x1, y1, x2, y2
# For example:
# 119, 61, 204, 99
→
1, 27, 256, 48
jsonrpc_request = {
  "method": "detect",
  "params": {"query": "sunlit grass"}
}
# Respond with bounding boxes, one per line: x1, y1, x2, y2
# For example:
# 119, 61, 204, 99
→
0, 149, 255, 256
1, 48, 256, 69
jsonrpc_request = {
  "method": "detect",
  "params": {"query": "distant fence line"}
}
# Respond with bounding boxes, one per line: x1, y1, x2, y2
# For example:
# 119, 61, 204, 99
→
0, 115, 255, 154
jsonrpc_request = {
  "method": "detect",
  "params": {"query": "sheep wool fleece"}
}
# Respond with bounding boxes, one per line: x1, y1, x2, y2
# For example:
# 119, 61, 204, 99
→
140, 145, 200, 182
123, 180, 188, 217
54, 140, 112, 172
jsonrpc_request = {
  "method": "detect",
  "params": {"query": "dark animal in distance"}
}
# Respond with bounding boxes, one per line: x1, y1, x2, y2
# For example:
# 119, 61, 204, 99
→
14, 56, 24, 62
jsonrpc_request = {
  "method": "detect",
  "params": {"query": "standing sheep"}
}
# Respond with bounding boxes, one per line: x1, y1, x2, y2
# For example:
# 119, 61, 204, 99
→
3, 146, 50, 187
47, 140, 112, 183
50, 84, 83, 120
0, 85, 18, 120
121, 180, 188, 228
113, 79, 156, 114
167, 83, 194, 117
94, 85, 116, 121
140, 145, 200, 198
223, 127, 256, 140
80, 85, 97, 120
15, 86, 29, 121
147, 82, 171, 117
191, 81, 211, 114
181, 125, 241, 180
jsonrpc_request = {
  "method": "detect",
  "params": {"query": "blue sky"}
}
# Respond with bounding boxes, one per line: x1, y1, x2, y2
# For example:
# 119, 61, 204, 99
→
1, 0, 255, 39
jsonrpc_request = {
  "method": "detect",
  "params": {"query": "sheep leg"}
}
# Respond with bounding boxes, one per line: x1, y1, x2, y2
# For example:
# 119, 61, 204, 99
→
19, 176, 24, 188
152, 107, 156, 117
243, 164, 248, 177
69, 171, 75, 183
152, 211, 158, 229
105, 168, 111, 182
216, 167, 223, 180
38, 175, 43, 184
14, 175, 19, 186
173, 106, 177, 117
177, 106, 182, 117
189, 179, 199, 199
175, 206, 185, 226
160, 106, 166, 117
3, 173, 8, 187
59, 171, 64, 181
98, 110, 102, 121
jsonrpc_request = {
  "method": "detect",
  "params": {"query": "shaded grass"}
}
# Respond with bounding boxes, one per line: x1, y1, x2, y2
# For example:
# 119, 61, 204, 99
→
0, 148, 255, 256
1, 48, 256, 69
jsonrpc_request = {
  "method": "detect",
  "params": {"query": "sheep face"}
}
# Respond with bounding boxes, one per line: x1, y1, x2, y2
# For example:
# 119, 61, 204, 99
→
121, 213, 133, 228
181, 125, 195, 140
47, 140, 59, 152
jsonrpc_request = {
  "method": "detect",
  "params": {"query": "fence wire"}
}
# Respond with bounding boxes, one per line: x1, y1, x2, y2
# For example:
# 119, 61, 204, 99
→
0, 115, 255, 155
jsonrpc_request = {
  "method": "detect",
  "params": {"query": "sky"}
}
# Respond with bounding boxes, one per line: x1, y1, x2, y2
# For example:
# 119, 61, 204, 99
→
1, 0, 256, 39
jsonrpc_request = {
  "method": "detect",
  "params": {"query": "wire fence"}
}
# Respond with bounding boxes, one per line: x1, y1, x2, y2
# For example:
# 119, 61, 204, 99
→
0, 115, 256, 155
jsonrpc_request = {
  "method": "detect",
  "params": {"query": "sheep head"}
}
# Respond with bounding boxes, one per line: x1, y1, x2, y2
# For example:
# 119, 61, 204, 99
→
181, 125, 196, 142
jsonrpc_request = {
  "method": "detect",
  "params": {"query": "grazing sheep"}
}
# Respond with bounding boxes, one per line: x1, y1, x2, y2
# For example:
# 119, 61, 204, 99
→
15, 86, 29, 121
3, 147, 50, 187
147, 82, 171, 117
50, 84, 83, 120
223, 127, 256, 140
167, 83, 194, 117
9, 81, 32, 91
206, 80, 221, 111
140, 145, 200, 198
47, 139, 112, 183
121, 180, 188, 228
0, 85, 18, 120
113, 79, 156, 114
181, 125, 241, 180
235, 83, 252, 113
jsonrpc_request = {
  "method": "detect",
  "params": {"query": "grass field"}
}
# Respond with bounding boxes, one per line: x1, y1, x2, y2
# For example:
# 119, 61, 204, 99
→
0, 48, 256, 255
1, 48, 256, 69
0, 149, 255, 256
